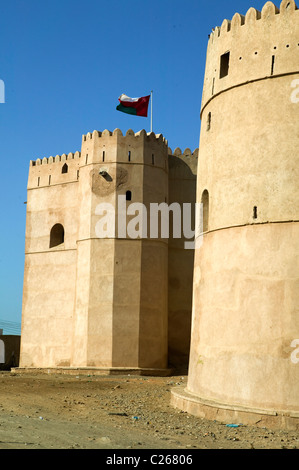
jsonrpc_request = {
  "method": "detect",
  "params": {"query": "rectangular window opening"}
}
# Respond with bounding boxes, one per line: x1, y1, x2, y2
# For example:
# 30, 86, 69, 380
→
271, 55, 275, 76
253, 206, 258, 219
220, 52, 230, 79
128, 151, 131, 162
207, 112, 212, 131
102, 151, 105, 162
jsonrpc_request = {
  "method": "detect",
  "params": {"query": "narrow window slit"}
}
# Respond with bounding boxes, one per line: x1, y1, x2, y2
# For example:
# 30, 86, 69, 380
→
271, 55, 275, 75
201, 190, 209, 232
207, 112, 212, 131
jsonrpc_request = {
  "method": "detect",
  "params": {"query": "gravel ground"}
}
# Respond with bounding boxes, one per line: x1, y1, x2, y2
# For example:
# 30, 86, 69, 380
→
0, 371, 298, 450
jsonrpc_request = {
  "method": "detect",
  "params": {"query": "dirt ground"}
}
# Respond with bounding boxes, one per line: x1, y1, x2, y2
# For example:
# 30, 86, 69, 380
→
0, 370, 298, 451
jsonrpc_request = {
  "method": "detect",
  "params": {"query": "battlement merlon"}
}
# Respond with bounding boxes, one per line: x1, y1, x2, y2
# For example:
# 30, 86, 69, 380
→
201, 0, 299, 114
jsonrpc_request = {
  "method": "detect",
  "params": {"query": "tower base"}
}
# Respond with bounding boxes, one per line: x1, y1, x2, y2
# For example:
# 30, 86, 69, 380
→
12, 366, 173, 377
171, 386, 299, 431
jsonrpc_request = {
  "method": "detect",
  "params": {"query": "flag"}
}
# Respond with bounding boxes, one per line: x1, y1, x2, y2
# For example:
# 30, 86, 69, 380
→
116, 94, 150, 117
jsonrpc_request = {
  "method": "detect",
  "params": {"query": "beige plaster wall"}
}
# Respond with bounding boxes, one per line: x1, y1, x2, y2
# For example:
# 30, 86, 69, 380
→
20, 162, 80, 368
188, 223, 299, 412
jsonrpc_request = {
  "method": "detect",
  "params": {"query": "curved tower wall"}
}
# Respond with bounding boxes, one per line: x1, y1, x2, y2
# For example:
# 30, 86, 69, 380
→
173, 0, 299, 428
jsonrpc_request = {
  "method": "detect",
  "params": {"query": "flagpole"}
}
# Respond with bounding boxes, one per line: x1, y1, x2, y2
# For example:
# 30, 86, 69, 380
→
150, 90, 153, 133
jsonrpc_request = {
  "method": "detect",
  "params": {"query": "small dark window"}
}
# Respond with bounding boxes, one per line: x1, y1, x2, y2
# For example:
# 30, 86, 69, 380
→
207, 112, 211, 131
271, 55, 275, 75
62, 163, 68, 174
220, 52, 230, 78
49, 175, 51, 185
128, 151, 131, 162
201, 189, 209, 232
50, 224, 64, 248
253, 206, 258, 219
102, 151, 105, 162
126, 190, 132, 201
37, 177, 40, 187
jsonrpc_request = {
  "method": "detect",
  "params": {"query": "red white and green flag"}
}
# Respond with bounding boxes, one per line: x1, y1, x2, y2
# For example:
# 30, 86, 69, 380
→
116, 93, 151, 117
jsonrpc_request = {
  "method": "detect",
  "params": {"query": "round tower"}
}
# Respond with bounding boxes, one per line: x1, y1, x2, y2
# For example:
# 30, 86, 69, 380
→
172, 0, 299, 428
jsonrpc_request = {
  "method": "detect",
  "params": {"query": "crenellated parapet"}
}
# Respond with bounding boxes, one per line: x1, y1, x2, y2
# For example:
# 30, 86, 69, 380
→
201, 0, 299, 113
168, 147, 198, 178
27, 127, 198, 188
28, 151, 81, 189
168, 147, 199, 158
30, 151, 81, 167
80, 128, 168, 168
82, 128, 168, 145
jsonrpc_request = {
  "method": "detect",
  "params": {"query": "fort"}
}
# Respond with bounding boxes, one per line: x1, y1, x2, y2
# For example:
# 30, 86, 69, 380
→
19, 0, 299, 429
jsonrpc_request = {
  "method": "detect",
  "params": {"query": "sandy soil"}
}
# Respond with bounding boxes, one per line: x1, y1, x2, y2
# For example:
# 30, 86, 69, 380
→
0, 371, 298, 450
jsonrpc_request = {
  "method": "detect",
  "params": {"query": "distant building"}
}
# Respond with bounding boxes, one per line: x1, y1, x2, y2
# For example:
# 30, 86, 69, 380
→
0, 336, 20, 369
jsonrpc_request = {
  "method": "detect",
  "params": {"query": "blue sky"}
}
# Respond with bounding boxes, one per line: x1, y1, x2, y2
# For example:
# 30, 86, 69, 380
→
0, 0, 268, 333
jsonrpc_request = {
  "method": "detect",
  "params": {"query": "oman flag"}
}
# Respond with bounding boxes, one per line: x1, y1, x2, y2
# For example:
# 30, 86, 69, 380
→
116, 94, 150, 117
